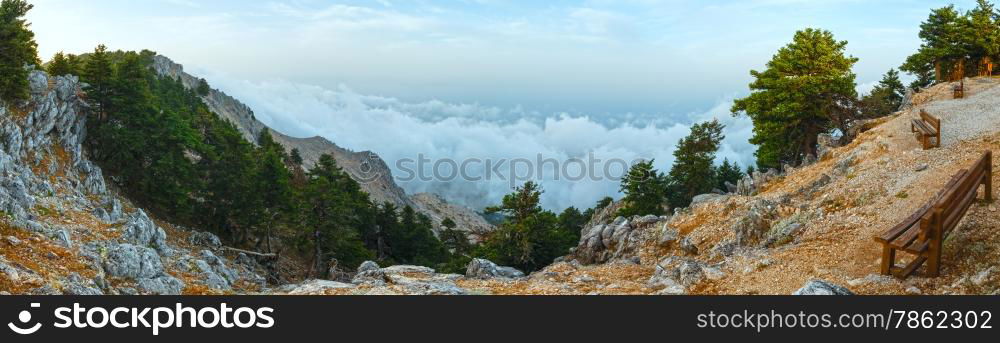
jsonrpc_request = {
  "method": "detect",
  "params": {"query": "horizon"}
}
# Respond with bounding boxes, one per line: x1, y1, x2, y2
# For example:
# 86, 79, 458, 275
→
26, 0, 959, 210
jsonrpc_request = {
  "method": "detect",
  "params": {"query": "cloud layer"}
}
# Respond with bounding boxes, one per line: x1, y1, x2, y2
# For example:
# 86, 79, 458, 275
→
199, 71, 756, 211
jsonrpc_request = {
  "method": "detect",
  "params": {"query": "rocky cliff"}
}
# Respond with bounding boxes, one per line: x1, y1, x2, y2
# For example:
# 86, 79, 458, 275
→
149, 56, 490, 234
1, 70, 265, 295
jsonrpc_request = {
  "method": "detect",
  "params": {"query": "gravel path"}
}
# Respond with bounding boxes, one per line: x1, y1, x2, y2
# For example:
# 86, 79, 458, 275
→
921, 78, 1000, 146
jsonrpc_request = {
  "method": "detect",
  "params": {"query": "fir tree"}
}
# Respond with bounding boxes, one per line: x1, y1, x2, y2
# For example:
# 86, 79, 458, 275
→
617, 160, 667, 217
732, 28, 858, 169
0, 0, 40, 104
666, 119, 725, 208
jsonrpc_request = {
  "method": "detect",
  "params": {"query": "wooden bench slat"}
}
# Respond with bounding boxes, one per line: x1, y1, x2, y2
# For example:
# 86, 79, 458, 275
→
876, 170, 966, 243
875, 151, 992, 279
889, 222, 921, 250
891, 255, 927, 278
911, 120, 936, 136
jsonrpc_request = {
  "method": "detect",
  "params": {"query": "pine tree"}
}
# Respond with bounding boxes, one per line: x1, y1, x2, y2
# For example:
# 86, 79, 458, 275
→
901, 6, 967, 86
290, 148, 303, 166
666, 119, 725, 208
732, 28, 858, 169
197, 78, 210, 96
861, 69, 908, 118
617, 160, 667, 217
47, 51, 73, 76
0, 0, 40, 104
480, 181, 566, 272
83, 44, 114, 121
715, 158, 743, 191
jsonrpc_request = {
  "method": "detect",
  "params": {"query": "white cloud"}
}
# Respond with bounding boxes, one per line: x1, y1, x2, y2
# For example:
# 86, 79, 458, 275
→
198, 71, 757, 211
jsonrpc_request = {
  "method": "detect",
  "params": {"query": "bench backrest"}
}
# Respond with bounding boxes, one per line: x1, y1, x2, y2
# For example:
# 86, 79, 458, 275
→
919, 109, 941, 133
928, 151, 992, 236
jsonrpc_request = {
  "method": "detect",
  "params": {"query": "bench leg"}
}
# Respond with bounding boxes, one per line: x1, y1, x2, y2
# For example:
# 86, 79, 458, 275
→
987, 152, 993, 202
927, 222, 943, 278
880, 245, 896, 276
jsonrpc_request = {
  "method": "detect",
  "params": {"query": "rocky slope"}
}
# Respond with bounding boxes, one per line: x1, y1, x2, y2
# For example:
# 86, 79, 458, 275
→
447, 78, 1000, 295
150, 56, 491, 234
1, 70, 266, 295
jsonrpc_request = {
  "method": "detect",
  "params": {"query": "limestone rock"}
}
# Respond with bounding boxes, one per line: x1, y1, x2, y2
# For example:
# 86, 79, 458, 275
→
465, 258, 525, 279
793, 280, 854, 295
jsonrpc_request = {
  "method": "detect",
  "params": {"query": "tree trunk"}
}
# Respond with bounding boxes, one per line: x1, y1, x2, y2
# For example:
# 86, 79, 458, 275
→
313, 229, 324, 279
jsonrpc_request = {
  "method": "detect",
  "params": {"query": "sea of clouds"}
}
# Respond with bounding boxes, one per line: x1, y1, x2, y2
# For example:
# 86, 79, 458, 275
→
198, 72, 757, 211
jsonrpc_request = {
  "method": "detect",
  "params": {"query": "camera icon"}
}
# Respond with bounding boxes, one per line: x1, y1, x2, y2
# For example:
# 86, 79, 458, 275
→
7, 303, 42, 335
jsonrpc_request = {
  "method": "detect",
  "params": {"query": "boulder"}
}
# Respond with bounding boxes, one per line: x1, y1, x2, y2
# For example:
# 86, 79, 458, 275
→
657, 224, 679, 247
137, 276, 184, 295
465, 258, 525, 279
679, 237, 698, 255
792, 280, 854, 295
187, 231, 222, 249
103, 244, 163, 280
122, 210, 168, 252
691, 193, 728, 207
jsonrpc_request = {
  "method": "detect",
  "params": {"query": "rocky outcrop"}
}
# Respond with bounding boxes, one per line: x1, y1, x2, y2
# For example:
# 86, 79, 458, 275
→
466, 258, 524, 279
792, 280, 854, 295
573, 214, 668, 265
0, 69, 263, 295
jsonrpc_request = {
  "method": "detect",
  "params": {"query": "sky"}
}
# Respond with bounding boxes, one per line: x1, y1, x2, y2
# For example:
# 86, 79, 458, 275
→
25, 0, 968, 210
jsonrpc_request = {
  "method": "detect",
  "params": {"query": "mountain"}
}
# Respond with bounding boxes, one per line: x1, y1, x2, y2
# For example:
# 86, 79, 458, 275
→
149, 55, 491, 235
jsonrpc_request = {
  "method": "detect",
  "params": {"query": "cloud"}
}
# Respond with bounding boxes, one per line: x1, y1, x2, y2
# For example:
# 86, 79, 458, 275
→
198, 71, 757, 211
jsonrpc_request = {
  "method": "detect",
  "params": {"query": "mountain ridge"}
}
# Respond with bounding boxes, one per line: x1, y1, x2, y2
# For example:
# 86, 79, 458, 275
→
149, 55, 492, 235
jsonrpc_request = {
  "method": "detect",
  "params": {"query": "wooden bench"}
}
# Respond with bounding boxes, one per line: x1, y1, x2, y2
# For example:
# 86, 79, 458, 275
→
910, 110, 941, 150
953, 79, 965, 99
875, 151, 993, 278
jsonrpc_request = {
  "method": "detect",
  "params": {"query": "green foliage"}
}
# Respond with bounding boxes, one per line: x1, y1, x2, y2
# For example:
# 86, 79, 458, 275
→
478, 182, 574, 272
0, 0, 39, 104
46, 51, 74, 76
666, 119, 725, 208
83, 45, 114, 119
197, 78, 210, 96
290, 148, 303, 165
860, 69, 907, 118
617, 160, 667, 217
732, 28, 858, 170
299, 155, 376, 274
901, 2, 1000, 86
715, 158, 743, 191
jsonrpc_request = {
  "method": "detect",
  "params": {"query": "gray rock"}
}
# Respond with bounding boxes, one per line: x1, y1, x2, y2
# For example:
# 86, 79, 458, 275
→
792, 280, 854, 295
679, 237, 698, 255
122, 210, 168, 252
279, 280, 356, 295
55, 228, 72, 248
631, 214, 661, 227
465, 258, 525, 279
914, 164, 929, 172
691, 193, 728, 207
137, 276, 185, 295
736, 175, 754, 196
658, 225, 679, 247
103, 244, 164, 280
357, 260, 380, 273
187, 231, 222, 249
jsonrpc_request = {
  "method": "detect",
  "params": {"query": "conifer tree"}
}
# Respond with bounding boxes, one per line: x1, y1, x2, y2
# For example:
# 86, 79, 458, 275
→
617, 160, 667, 217
666, 119, 725, 208
0, 0, 40, 104
732, 29, 858, 169
83, 44, 114, 121
46, 51, 73, 76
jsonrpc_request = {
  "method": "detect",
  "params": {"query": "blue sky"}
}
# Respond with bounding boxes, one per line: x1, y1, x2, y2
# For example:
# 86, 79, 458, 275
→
26, 0, 971, 209
29, 0, 953, 115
